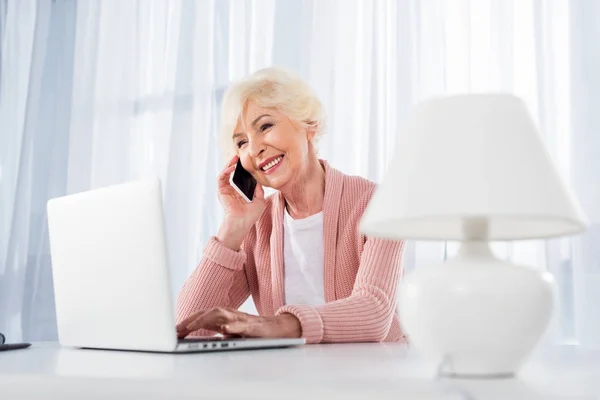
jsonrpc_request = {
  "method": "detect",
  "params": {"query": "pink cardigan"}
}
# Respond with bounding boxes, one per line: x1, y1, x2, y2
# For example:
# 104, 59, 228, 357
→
176, 161, 406, 344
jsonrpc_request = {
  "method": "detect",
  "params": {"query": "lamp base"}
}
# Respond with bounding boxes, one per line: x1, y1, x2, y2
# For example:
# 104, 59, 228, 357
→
398, 241, 555, 378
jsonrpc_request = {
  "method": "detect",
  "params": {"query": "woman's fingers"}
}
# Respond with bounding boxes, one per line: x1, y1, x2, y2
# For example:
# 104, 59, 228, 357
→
226, 154, 239, 168
177, 329, 189, 339
177, 308, 268, 339
223, 321, 261, 337
178, 308, 289, 339
177, 307, 233, 335
177, 309, 207, 329
254, 184, 265, 201
222, 322, 247, 336
184, 309, 219, 332
219, 189, 247, 208
218, 165, 236, 186
185, 307, 242, 332
218, 185, 239, 198
176, 309, 210, 338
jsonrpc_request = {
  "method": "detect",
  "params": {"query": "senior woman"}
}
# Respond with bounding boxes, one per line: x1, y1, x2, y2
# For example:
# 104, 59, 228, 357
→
176, 67, 405, 344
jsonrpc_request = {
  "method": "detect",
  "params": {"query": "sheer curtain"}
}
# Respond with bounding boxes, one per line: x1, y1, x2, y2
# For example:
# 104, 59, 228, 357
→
0, 0, 72, 341
1, 0, 598, 347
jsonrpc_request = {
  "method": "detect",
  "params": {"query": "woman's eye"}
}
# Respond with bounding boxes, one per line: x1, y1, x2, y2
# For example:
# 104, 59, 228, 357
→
260, 123, 273, 132
236, 140, 247, 148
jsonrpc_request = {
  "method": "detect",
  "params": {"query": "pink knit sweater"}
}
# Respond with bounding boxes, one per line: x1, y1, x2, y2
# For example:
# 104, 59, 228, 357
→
176, 161, 406, 344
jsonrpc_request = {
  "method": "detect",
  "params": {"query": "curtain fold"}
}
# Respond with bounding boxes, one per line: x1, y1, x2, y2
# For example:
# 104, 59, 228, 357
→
569, 0, 600, 348
1, 0, 598, 347
0, 0, 73, 341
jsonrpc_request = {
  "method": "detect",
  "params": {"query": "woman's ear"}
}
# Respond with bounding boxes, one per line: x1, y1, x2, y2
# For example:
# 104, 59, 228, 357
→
305, 120, 318, 141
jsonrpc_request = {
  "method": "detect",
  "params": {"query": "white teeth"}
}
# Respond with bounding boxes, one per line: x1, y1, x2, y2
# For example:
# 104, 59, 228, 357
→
262, 156, 282, 171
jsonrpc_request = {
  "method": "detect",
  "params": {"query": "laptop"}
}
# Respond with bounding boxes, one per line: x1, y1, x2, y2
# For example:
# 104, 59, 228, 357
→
46, 179, 305, 353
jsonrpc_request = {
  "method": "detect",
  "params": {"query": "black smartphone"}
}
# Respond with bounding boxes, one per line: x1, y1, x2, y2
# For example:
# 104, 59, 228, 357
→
229, 159, 257, 203
0, 343, 31, 351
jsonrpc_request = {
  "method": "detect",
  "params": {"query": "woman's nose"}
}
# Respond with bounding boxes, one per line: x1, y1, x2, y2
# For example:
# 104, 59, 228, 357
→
248, 138, 265, 158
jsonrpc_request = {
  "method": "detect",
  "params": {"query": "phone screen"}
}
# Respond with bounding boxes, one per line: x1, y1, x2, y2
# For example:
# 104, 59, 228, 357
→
232, 159, 257, 201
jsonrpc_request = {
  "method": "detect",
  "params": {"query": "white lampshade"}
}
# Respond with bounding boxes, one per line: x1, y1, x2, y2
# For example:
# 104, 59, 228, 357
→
361, 94, 588, 241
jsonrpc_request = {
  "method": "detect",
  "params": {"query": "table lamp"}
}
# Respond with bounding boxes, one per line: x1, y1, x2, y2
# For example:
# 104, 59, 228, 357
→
360, 94, 588, 377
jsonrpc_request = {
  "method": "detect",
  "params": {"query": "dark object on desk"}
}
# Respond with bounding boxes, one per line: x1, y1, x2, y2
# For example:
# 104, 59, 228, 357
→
0, 332, 31, 351
0, 343, 31, 351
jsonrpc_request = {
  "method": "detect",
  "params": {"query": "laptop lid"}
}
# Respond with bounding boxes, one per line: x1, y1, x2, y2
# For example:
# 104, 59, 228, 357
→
47, 179, 178, 352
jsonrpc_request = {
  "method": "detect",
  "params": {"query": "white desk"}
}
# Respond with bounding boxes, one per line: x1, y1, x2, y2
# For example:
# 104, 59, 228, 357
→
0, 343, 599, 399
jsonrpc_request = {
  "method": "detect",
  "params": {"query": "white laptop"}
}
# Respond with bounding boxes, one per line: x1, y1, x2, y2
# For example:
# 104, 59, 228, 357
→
46, 179, 305, 353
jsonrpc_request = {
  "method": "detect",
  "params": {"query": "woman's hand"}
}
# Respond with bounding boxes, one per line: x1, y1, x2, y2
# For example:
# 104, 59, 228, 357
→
176, 307, 301, 340
217, 155, 266, 250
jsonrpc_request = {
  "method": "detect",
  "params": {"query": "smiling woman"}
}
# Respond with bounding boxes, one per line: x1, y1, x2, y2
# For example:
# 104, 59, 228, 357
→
220, 67, 326, 159
175, 67, 406, 344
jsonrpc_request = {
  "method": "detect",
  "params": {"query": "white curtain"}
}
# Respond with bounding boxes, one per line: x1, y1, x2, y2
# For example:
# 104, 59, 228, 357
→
1, 0, 599, 347
0, 0, 58, 341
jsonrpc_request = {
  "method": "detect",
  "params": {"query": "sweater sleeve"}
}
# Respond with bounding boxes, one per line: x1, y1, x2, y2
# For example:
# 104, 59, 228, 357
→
276, 237, 404, 344
176, 236, 251, 336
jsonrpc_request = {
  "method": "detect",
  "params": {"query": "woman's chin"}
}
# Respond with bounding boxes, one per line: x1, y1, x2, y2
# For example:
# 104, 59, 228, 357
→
263, 173, 291, 191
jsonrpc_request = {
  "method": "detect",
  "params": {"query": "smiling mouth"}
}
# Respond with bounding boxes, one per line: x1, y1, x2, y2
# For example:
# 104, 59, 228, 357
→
261, 156, 284, 171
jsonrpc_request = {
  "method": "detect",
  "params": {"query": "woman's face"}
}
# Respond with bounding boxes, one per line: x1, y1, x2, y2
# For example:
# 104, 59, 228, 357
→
233, 102, 316, 190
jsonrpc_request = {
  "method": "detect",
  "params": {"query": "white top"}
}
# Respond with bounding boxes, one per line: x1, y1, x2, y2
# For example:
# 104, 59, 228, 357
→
283, 208, 325, 306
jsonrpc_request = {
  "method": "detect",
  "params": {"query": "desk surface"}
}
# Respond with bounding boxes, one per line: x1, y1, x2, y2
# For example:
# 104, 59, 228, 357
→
1, 342, 599, 399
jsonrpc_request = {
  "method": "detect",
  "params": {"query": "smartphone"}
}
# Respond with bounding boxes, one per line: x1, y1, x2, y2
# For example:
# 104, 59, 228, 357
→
229, 159, 257, 203
0, 343, 31, 351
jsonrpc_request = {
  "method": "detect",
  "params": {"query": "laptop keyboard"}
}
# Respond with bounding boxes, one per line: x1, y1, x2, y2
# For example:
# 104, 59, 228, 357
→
178, 336, 255, 350
178, 337, 247, 343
